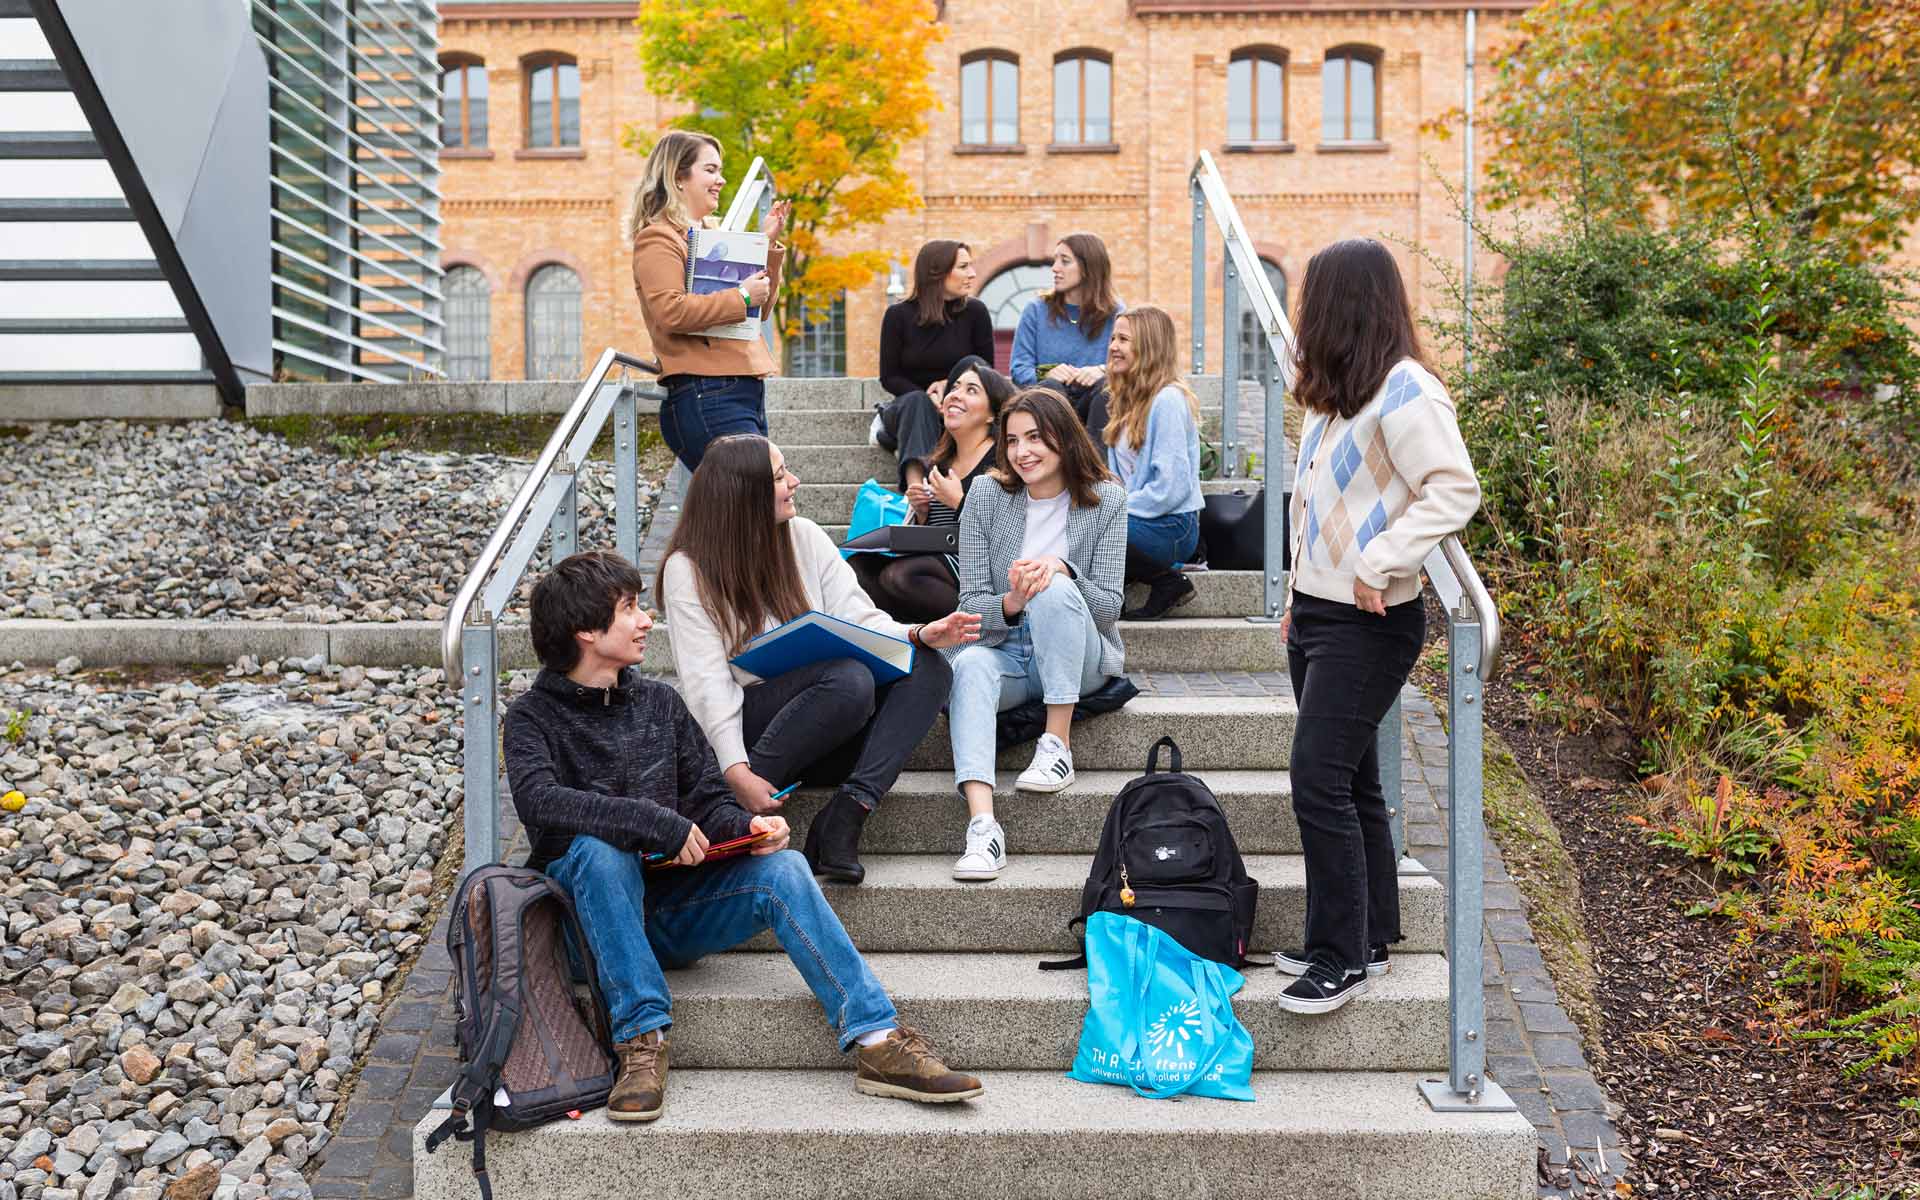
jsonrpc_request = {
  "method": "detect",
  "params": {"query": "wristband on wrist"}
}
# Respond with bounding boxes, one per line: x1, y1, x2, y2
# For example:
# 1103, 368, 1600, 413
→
737, 284, 752, 308
907, 624, 924, 648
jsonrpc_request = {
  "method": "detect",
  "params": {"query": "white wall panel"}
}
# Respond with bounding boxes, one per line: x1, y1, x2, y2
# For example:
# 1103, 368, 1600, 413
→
0, 280, 180, 320
0, 18, 53, 58
6, 160, 124, 199
0, 222, 153, 259
0, 332, 202, 371
0, 92, 90, 133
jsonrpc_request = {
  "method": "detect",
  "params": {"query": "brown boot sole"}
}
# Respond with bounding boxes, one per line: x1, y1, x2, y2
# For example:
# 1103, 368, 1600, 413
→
855, 1077, 985, 1103
606, 1102, 665, 1123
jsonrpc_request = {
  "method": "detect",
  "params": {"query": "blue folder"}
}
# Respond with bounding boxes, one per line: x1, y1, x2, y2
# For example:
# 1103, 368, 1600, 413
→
729, 610, 914, 685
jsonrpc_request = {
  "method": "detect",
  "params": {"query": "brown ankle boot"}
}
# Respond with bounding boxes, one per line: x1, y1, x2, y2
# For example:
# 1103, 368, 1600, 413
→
853, 1024, 984, 1103
608, 1030, 668, 1122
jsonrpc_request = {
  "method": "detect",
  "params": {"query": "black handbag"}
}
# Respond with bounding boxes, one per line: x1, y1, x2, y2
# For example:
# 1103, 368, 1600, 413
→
1197, 488, 1274, 572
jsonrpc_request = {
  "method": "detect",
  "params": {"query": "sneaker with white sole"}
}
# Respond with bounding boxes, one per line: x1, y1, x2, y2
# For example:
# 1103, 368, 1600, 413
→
951, 815, 1007, 881
1015, 733, 1075, 793
1276, 953, 1370, 1015
1275, 944, 1391, 978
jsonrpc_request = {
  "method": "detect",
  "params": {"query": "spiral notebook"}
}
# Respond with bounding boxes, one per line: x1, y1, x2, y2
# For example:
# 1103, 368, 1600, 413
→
686, 227, 768, 342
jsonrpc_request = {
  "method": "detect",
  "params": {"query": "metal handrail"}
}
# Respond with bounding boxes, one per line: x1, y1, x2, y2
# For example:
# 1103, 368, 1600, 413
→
1428, 536, 1502, 682
439, 348, 661, 680
1190, 149, 1297, 388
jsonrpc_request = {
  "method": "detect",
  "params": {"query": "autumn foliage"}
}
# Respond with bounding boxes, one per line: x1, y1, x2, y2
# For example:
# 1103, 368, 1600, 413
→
630, 0, 943, 357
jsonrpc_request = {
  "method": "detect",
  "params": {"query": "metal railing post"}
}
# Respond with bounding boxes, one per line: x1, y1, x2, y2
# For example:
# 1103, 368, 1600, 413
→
1419, 605, 1514, 1113
1379, 695, 1406, 861
614, 385, 639, 564
548, 464, 578, 563
756, 187, 776, 356
1221, 251, 1241, 478
460, 621, 499, 880
1190, 181, 1206, 374
1262, 348, 1288, 619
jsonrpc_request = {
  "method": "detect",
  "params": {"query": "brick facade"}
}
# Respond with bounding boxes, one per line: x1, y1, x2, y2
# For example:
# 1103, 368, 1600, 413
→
431, 1, 1529, 381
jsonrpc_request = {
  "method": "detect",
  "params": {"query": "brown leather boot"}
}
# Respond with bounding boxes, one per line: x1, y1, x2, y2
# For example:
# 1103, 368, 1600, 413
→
607, 1030, 667, 1122
852, 1024, 984, 1103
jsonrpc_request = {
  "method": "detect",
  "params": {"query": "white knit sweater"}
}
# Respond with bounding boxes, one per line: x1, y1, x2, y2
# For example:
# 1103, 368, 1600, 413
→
1287, 359, 1481, 610
660, 517, 909, 773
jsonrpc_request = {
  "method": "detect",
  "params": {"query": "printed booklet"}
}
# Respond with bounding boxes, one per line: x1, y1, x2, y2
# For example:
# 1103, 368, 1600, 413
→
729, 610, 913, 685
686, 227, 769, 342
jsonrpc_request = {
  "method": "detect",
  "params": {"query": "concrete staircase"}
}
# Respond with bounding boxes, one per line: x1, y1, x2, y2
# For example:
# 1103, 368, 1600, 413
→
406, 375, 1534, 1199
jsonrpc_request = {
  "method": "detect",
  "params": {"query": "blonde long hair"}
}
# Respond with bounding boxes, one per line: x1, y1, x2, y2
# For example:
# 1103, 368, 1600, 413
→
1105, 306, 1199, 451
622, 130, 722, 243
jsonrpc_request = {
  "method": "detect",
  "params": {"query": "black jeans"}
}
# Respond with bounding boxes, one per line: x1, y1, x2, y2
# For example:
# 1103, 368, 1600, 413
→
740, 649, 951, 810
1287, 592, 1425, 972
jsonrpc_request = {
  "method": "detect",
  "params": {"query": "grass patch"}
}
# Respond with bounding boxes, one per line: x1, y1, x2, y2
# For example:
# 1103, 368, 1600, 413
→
248, 410, 670, 468
1480, 730, 1608, 1059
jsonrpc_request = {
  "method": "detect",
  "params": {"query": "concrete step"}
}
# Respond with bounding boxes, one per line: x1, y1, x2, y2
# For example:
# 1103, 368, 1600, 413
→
0, 60, 66, 91
663, 951, 1449, 1071
780, 443, 904, 482
411, 1069, 1535, 1200
796, 477, 1265, 527
0, 198, 134, 222
769, 405, 1231, 451
777, 769, 1300, 854
739, 854, 1444, 953
0, 130, 98, 158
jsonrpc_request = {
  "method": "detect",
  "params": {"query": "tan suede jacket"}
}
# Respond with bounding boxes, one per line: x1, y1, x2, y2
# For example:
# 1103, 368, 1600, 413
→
631, 220, 784, 379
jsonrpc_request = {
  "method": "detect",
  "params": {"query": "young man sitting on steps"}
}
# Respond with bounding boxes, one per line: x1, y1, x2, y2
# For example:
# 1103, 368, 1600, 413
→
503, 550, 985, 1121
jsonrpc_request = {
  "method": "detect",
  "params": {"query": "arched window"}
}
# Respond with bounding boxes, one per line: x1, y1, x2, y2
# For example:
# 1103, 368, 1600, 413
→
977, 263, 1052, 373
1053, 51, 1111, 146
1227, 48, 1286, 145
1238, 258, 1288, 375
445, 266, 492, 381
525, 54, 580, 149
440, 56, 488, 149
524, 264, 582, 379
789, 294, 847, 378
960, 51, 1019, 146
1323, 46, 1381, 143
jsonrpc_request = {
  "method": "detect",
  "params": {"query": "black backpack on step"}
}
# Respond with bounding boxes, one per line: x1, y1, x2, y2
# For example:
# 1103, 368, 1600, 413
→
1043, 737, 1259, 970
424, 865, 618, 1200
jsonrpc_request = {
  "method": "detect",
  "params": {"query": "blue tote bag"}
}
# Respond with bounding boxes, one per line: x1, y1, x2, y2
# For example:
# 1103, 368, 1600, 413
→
840, 478, 911, 560
1068, 911, 1255, 1101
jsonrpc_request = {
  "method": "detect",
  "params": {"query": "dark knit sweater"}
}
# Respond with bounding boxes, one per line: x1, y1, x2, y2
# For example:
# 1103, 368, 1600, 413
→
878, 298, 995, 398
503, 667, 754, 871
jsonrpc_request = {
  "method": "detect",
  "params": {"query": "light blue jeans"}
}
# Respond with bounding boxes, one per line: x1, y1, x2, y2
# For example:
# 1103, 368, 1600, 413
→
949, 574, 1106, 789
546, 837, 897, 1050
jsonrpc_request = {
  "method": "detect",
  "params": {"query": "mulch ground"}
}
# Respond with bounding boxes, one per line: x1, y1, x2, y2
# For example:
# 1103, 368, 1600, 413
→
1486, 655, 1919, 1198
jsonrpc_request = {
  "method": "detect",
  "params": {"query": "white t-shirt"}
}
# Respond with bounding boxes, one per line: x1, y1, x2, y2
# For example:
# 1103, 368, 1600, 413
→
1020, 490, 1071, 562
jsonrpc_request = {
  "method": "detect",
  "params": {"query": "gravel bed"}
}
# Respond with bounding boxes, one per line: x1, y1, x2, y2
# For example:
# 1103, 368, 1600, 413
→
0, 659, 465, 1200
0, 421, 658, 623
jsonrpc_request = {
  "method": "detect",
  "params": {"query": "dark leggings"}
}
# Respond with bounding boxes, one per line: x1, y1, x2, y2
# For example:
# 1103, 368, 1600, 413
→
849, 553, 958, 624
740, 650, 951, 810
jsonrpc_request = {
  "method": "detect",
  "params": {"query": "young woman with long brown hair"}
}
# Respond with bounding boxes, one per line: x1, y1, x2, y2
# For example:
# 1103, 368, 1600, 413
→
1008, 235, 1125, 442
1274, 239, 1481, 1016
657, 435, 980, 884
628, 130, 792, 472
874, 240, 994, 478
1101, 306, 1206, 619
944, 390, 1127, 881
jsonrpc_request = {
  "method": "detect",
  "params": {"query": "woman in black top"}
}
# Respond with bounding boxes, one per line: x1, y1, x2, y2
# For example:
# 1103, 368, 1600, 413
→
852, 355, 1013, 622
874, 241, 995, 483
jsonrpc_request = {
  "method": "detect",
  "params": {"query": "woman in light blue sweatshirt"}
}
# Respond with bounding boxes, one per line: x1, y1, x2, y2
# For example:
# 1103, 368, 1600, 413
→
1102, 306, 1204, 619
1009, 234, 1124, 405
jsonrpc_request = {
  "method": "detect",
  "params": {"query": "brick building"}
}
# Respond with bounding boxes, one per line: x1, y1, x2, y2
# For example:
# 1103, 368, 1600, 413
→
434, 0, 1533, 382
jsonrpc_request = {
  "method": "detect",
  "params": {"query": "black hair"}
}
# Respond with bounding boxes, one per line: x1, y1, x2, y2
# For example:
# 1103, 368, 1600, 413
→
529, 550, 650, 672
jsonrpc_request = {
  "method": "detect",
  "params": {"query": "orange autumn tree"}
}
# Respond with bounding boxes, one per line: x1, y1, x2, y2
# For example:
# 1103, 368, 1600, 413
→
631, 0, 943, 365
1483, 0, 1920, 254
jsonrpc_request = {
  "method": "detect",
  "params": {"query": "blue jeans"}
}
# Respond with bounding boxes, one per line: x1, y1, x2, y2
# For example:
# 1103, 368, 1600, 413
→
546, 837, 897, 1049
1127, 511, 1200, 573
659, 374, 767, 471
948, 575, 1106, 788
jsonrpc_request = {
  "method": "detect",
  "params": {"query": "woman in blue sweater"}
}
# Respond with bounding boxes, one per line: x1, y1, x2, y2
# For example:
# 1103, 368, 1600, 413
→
1102, 306, 1204, 619
1009, 234, 1124, 446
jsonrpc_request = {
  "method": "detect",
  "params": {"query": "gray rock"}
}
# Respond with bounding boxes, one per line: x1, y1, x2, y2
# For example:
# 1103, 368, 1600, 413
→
139, 1133, 188, 1169
7, 1129, 51, 1169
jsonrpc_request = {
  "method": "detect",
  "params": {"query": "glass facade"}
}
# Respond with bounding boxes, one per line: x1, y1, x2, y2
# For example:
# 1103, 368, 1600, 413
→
788, 295, 846, 378
445, 265, 490, 381
525, 264, 582, 379
253, 0, 444, 381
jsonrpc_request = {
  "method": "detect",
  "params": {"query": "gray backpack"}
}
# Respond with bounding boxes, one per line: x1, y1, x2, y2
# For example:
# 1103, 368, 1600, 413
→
424, 865, 617, 1200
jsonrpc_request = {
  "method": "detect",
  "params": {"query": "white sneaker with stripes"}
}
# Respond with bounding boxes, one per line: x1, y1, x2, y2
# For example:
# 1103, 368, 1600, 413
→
1015, 733, 1075, 794
952, 815, 1007, 881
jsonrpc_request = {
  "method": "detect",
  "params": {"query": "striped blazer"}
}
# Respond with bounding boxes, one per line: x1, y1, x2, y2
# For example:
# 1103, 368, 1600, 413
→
952, 475, 1128, 677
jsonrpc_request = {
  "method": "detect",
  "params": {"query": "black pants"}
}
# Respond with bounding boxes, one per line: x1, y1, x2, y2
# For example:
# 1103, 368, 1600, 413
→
1287, 592, 1424, 972
887, 390, 947, 488
848, 553, 958, 624
740, 650, 951, 810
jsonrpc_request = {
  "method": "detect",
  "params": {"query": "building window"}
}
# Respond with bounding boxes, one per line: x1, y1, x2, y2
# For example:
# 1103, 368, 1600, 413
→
1323, 47, 1380, 143
525, 55, 580, 149
1227, 49, 1285, 145
977, 263, 1052, 374
440, 57, 488, 149
525, 264, 582, 379
789, 295, 846, 378
1052, 52, 1111, 146
960, 52, 1019, 146
446, 267, 492, 380
1238, 258, 1288, 374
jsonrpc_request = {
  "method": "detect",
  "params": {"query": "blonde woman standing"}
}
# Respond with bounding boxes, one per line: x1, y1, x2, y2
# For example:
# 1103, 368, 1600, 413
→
1102, 306, 1204, 620
628, 131, 792, 471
